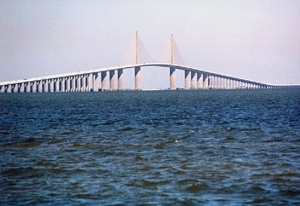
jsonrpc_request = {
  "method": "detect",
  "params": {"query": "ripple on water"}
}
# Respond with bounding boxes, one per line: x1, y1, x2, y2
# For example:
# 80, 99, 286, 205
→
1, 90, 300, 205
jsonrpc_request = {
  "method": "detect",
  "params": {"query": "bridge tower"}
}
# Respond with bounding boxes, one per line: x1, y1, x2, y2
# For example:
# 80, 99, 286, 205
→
120, 31, 152, 90
159, 34, 185, 90
135, 31, 141, 90
170, 34, 176, 90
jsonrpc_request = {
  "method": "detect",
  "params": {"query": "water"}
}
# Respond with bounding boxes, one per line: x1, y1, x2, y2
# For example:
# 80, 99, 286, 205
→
1, 90, 300, 205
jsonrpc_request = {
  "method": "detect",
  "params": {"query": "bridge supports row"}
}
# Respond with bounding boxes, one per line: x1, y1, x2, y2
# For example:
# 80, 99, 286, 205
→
0, 67, 142, 93
1, 66, 298, 93
170, 68, 272, 90
0, 75, 91, 93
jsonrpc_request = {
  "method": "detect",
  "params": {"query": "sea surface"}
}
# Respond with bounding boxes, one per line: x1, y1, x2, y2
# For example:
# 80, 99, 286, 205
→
0, 89, 300, 205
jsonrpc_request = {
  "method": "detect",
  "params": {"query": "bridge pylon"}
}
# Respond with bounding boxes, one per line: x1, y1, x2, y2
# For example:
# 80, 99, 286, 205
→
158, 34, 185, 90
120, 31, 152, 66
170, 34, 176, 90
120, 31, 152, 90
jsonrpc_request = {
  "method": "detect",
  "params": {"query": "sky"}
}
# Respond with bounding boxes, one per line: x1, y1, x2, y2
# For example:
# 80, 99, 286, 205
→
1, 0, 300, 89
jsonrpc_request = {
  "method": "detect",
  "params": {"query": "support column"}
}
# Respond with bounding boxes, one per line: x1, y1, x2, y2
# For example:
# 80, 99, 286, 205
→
170, 67, 176, 90
74, 76, 78, 92
79, 75, 84, 92
86, 75, 90, 92
208, 75, 212, 89
220, 77, 223, 89
4, 85, 9, 93
93, 73, 98, 92
210, 76, 214, 89
78, 76, 81, 91
225, 79, 229, 89
53, 79, 57, 92
110, 70, 116, 90
118, 69, 124, 90
61, 77, 67, 92
11, 84, 15, 93
213, 76, 217, 89
41, 81, 46, 92
191, 71, 197, 89
184, 70, 190, 89
58, 79, 61, 92
48, 80, 52, 92
29, 82, 34, 93
73, 76, 77, 92
69, 77, 73, 92
24, 83, 28, 93
64, 78, 68, 92
135, 67, 141, 90
73, 76, 76, 92
36, 81, 40, 92
216, 76, 220, 89
197, 73, 202, 89
220, 78, 223, 89
226, 79, 229, 89
64, 78, 69, 92
203, 74, 208, 89
75, 76, 79, 92
59, 78, 64, 92
81, 75, 85, 92
17, 84, 22, 93
101, 71, 107, 91
77, 76, 81, 92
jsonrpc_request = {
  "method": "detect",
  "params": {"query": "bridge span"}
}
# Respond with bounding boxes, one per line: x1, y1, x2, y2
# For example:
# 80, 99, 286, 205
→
0, 63, 298, 93
1, 33, 299, 93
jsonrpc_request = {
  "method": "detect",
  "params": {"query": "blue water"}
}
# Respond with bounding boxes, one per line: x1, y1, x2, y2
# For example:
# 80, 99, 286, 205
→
1, 90, 300, 205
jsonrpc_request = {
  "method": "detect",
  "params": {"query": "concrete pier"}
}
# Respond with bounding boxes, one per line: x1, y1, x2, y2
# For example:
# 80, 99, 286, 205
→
191, 71, 197, 89
75, 77, 78, 92
197, 73, 202, 89
81, 75, 85, 92
81, 76, 84, 92
48, 80, 52, 92
41, 81, 46, 92
184, 70, 190, 89
135, 66, 141, 90
101, 72, 107, 91
110, 70, 116, 90
203, 74, 208, 89
36, 81, 40, 92
170, 67, 176, 90
118, 69, 124, 90
93, 73, 98, 92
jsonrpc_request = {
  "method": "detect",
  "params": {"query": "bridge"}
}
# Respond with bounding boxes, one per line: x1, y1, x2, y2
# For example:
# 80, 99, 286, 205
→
0, 32, 299, 93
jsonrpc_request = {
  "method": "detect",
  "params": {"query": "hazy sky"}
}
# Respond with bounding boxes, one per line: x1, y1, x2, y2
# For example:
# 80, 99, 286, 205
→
1, 0, 300, 88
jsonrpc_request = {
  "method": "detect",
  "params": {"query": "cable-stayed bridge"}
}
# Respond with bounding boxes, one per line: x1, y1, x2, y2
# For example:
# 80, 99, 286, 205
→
0, 32, 299, 93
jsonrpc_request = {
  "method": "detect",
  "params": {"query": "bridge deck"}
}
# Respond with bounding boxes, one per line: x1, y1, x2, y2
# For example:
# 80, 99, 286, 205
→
0, 63, 299, 91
